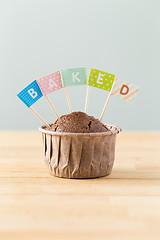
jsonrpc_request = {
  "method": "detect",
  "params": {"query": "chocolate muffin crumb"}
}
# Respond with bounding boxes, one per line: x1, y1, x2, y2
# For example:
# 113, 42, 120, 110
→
50, 111, 109, 133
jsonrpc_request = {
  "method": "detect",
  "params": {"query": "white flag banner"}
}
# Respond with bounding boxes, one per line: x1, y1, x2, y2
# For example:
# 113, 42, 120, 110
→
112, 78, 139, 103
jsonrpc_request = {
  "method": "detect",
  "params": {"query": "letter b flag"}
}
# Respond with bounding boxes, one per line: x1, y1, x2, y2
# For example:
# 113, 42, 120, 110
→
112, 78, 139, 103
17, 80, 43, 107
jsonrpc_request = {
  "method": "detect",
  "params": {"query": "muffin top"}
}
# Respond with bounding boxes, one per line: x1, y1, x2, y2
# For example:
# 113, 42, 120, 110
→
50, 111, 109, 133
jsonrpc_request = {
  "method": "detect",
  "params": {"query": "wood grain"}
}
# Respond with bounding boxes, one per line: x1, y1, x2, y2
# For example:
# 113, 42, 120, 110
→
0, 131, 160, 240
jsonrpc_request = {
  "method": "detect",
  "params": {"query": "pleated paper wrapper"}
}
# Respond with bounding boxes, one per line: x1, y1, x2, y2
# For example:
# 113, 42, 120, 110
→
39, 125, 122, 179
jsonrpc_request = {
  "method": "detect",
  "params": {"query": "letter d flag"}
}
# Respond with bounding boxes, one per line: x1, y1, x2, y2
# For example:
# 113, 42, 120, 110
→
112, 78, 139, 103
17, 80, 43, 107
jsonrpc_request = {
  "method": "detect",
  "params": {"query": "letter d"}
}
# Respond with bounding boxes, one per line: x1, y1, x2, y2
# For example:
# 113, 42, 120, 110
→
28, 88, 37, 98
120, 84, 129, 95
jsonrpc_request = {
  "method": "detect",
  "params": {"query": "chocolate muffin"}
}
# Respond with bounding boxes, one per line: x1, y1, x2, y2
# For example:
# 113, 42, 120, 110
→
50, 111, 109, 133
39, 112, 121, 179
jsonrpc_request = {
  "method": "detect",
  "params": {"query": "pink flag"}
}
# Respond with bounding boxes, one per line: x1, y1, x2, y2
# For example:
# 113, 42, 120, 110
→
37, 71, 63, 95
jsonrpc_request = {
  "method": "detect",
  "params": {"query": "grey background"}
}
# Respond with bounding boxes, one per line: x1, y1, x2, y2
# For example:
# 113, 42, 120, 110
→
0, 0, 159, 130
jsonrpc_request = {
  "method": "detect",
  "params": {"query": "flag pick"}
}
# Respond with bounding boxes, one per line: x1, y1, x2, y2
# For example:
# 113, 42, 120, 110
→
17, 80, 50, 128
111, 78, 140, 102
44, 95, 59, 119
100, 77, 140, 121
64, 87, 72, 113
99, 78, 116, 121
37, 71, 63, 118
85, 68, 115, 115
61, 67, 87, 113
84, 85, 90, 113
29, 107, 50, 128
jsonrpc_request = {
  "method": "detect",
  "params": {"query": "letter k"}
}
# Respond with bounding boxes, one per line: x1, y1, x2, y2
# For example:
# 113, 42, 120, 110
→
72, 72, 80, 82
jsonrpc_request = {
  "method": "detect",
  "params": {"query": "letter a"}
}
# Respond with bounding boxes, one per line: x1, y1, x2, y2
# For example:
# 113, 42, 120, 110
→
49, 78, 57, 89
72, 72, 80, 82
97, 73, 104, 84
28, 88, 37, 98
120, 84, 129, 95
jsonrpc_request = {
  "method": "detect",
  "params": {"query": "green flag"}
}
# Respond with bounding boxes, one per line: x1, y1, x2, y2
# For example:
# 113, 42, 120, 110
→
87, 68, 115, 91
61, 67, 87, 87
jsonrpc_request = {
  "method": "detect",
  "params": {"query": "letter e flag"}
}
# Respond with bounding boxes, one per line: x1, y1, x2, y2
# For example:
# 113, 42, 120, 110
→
112, 78, 139, 102
17, 80, 43, 107
87, 68, 115, 91
61, 68, 87, 87
37, 71, 63, 95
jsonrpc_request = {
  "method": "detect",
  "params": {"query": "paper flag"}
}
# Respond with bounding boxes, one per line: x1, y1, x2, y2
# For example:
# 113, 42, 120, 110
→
17, 80, 43, 107
37, 71, 63, 95
112, 78, 139, 102
87, 68, 115, 91
61, 68, 87, 87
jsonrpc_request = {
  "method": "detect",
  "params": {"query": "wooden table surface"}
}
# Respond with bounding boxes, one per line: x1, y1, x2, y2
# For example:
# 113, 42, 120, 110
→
0, 131, 160, 240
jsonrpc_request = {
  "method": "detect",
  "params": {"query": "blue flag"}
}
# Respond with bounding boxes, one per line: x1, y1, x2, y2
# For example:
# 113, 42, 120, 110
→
17, 80, 43, 107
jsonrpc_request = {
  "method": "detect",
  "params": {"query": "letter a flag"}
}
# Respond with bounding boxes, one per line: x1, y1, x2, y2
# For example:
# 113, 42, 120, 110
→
112, 78, 140, 103
61, 68, 87, 87
37, 71, 63, 95
87, 68, 115, 91
17, 80, 43, 107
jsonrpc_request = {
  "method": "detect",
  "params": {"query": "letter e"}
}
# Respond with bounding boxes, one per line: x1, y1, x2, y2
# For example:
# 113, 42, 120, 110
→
97, 73, 104, 84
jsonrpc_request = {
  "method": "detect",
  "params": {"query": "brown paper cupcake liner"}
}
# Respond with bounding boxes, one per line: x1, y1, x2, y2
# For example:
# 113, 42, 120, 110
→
39, 124, 122, 179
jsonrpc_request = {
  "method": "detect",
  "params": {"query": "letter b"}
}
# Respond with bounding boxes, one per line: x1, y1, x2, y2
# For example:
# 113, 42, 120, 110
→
28, 88, 37, 99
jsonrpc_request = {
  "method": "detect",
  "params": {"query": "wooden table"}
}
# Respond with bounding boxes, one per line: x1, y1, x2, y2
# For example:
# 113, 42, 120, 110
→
0, 131, 160, 240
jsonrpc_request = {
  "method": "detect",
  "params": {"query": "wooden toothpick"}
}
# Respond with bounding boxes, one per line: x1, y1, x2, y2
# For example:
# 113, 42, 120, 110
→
45, 95, 59, 119
84, 85, 90, 113
99, 78, 116, 122
29, 107, 50, 128
64, 87, 72, 113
